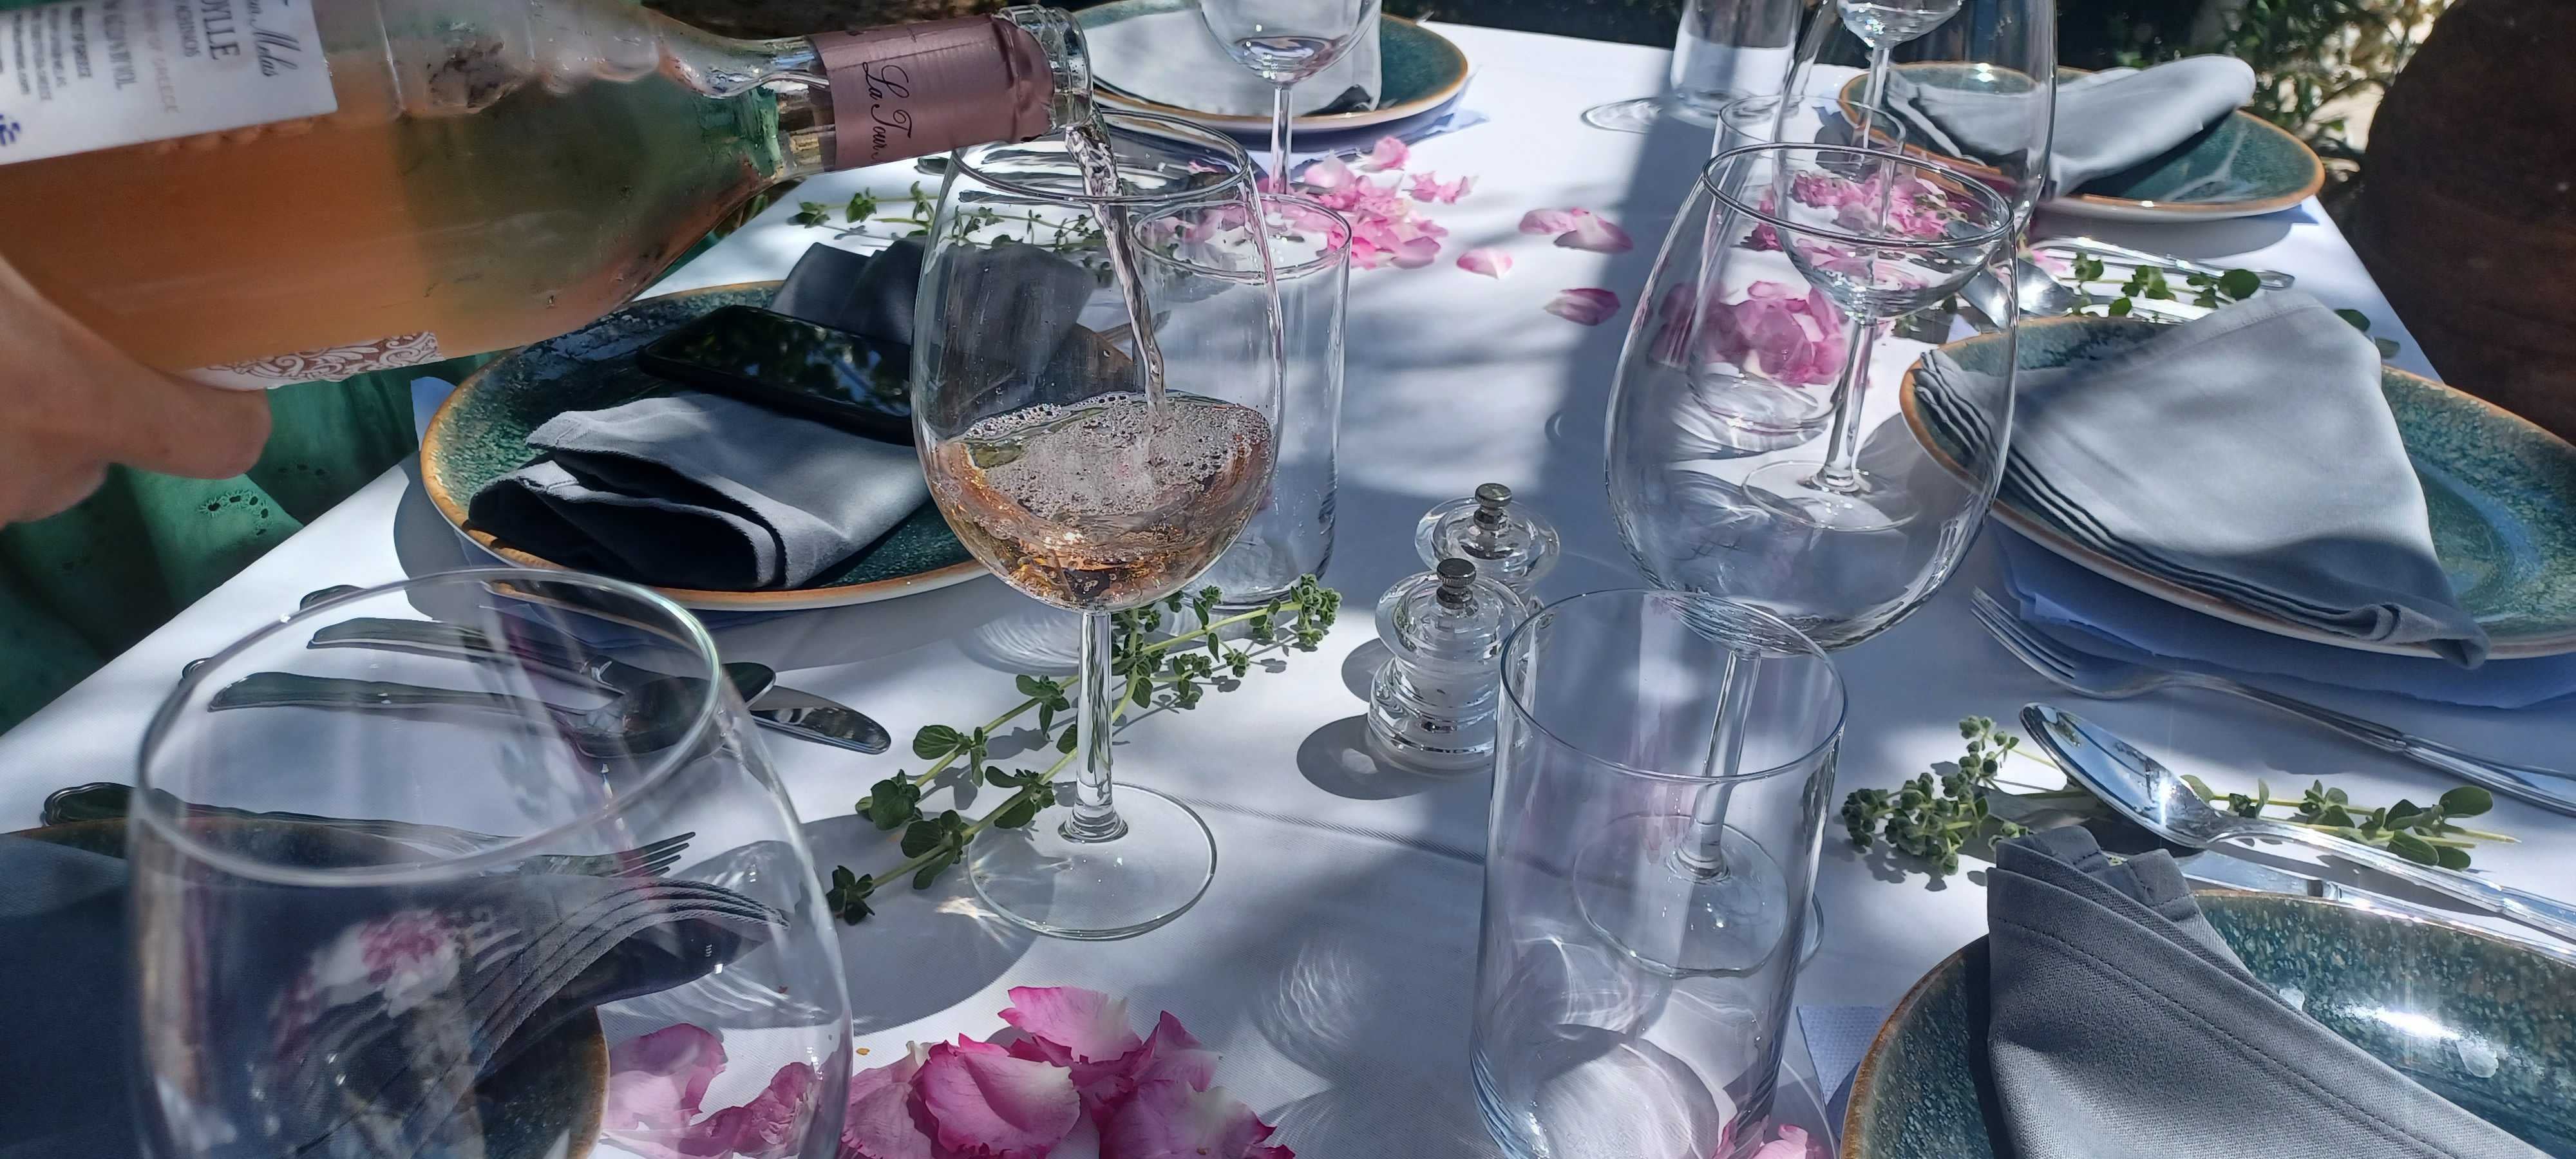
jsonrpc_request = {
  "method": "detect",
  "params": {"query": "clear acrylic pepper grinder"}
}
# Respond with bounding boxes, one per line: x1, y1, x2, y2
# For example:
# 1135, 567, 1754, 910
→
1368, 558, 1526, 775
1416, 483, 1561, 599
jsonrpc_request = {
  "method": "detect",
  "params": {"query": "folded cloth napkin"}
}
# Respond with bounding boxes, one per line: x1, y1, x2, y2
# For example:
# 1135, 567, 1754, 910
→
0, 832, 772, 1158
469, 391, 929, 590
1998, 530, 2576, 708
1083, 3, 1381, 118
1986, 827, 2541, 1158
1888, 55, 2256, 193
1913, 293, 2490, 665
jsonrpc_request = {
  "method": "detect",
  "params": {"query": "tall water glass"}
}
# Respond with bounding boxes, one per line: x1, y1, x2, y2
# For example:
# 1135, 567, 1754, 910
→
130, 570, 851, 1159
1200, 193, 1352, 608
1583, 0, 1801, 131
1472, 590, 1844, 1159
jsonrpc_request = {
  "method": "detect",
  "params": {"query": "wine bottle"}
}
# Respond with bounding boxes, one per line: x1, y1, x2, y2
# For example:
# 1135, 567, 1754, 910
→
0, 0, 1092, 386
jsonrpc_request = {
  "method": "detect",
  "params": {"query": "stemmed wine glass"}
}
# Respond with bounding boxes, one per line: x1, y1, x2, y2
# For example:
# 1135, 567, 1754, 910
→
1198, 0, 1383, 187
915, 111, 1283, 940
1839, 0, 1964, 140
131, 570, 851, 1159
1797, 0, 2058, 220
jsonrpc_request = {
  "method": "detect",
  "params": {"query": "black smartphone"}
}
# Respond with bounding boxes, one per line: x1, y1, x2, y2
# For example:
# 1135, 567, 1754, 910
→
638, 305, 913, 444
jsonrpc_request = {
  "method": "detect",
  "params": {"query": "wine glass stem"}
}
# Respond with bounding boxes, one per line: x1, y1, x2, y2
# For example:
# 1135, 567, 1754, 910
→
1063, 610, 1129, 843
1270, 81, 1296, 191
1674, 647, 1756, 880
1812, 307, 1883, 493
1855, 40, 1895, 142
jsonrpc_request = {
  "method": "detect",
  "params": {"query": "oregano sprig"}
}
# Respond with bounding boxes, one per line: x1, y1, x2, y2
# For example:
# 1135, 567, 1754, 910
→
829, 576, 1341, 922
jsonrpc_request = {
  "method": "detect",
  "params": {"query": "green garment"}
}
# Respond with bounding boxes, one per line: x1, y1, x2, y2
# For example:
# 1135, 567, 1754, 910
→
0, 356, 489, 731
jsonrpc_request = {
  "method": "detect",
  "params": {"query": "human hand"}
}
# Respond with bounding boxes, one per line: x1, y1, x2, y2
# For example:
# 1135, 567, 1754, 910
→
0, 253, 272, 523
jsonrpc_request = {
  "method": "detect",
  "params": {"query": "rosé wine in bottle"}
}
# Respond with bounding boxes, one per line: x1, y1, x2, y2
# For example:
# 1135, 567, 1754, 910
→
0, 0, 1091, 386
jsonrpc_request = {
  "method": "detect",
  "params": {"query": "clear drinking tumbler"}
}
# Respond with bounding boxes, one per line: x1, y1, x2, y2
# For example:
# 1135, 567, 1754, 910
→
1200, 193, 1352, 608
1471, 589, 1844, 1159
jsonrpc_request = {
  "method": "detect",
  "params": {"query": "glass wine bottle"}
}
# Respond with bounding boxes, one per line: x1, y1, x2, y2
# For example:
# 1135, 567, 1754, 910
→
0, 0, 1091, 386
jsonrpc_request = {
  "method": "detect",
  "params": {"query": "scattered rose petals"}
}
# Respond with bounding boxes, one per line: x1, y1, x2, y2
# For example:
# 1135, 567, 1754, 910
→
1698, 281, 1848, 385
1103, 1080, 1283, 1159
1409, 171, 1473, 203
1361, 135, 1410, 171
1457, 247, 1513, 279
1544, 288, 1622, 325
920, 1037, 1084, 1159
1749, 1124, 1824, 1159
1519, 208, 1580, 235
1553, 209, 1634, 254
1390, 235, 1443, 269
1298, 157, 1356, 191
1002, 987, 1145, 1066
694, 1064, 819, 1159
842, 1046, 936, 1159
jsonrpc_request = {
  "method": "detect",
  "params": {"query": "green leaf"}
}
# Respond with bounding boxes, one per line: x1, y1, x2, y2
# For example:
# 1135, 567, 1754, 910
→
2072, 255, 2105, 283
912, 849, 960, 890
1058, 724, 1079, 754
912, 724, 968, 760
2385, 831, 2438, 865
791, 201, 832, 227
2107, 297, 2134, 317
866, 777, 922, 830
2434, 845, 2473, 871
992, 794, 1041, 830
2438, 786, 2494, 817
1016, 674, 1052, 699
823, 867, 875, 923
900, 817, 945, 858
2333, 308, 2372, 334
2219, 269, 2261, 299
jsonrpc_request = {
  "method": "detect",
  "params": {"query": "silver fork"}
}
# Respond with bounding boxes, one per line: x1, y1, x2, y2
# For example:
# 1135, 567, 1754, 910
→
1966, 590, 2576, 816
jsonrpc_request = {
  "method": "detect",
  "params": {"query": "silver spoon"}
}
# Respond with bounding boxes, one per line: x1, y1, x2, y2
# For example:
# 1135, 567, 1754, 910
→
2022, 703, 2576, 947
1961, 257, 2083, 330
209, 672, 715, 757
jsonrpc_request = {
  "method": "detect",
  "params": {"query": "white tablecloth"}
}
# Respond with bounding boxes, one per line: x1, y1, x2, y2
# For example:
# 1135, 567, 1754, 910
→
4, 23, 2566, 1154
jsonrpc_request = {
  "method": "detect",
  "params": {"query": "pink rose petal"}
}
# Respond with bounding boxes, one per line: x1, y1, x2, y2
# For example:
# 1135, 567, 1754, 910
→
1130, 1013, 1220, 1093
919, 1037, 1084, 1159
1389, 236, 1442, 269
1519, 208, 1580, 235
1362, 135, 1410, 171
1748, 1124, 1821, 1159
1046, 1115, 1101, 1159
1101, 1080, 1286, 1159
1298, 157, 1356, 191
1003, 987, 1146, 1066
692, 1062, 817, 1159
1410, 171, 1473, 203
1544, 288, 1622, 325
1456, 247, 1513, 279
606, 1024, 729, 1133
1554, 210, 1634, 253
842, 1046, 937, 1159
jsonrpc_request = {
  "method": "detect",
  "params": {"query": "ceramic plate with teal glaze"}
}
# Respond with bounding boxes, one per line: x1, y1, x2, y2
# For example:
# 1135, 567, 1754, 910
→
421, 283, 983, 612
1842, 65, 2324, 221
1077, 0, 1468, 133
1901, 316, 2576, 659
1842, 890, 2576, 1158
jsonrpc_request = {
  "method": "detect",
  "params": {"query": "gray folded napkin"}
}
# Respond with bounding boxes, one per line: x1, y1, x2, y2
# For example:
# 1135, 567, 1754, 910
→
1888, 55, 2255, 192
469, 391, 929, 590
1987, 827, 2542, 1158
1912, 293, 2489, 665
1084, 4, 1381, 118
0, 832, 771, 1159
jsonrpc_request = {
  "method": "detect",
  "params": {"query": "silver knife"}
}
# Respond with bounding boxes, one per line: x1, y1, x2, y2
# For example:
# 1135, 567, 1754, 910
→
749, 686, 891, 755
2173, 845, 2576, 963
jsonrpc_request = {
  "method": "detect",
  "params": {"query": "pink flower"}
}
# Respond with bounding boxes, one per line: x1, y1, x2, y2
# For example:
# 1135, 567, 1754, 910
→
1544, 288, 1622, 325
1519, 208, 1580, 235
1361, 135, 1410, 171
1409, 171, 1472, 203
1554, 209, 1634, 253
1100, 1080, 1282, 1159
1002, 987, 1146, 1066
607, 1024, 730, 1133
694, 1064, 819, 1159
1699, 281, 1847, 385
1456, 247, 1512, 279
920, 1037, 1084, 1158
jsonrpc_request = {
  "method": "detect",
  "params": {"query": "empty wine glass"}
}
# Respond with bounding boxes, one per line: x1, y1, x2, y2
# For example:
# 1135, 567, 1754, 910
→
916, 110, 1282, 940
1198, 0, 1383, 187
130, 569, 851, 1159
1792, 0, 2057, 220
1839, 0, 1962, 140
1605, 142, 2016, 650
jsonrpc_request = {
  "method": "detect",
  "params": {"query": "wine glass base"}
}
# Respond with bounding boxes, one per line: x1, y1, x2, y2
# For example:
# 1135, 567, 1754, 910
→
1575, 813, 1796, 977
1742, 461, 1919, 532
1581, 95, 1721, 133
969, 784, 1217, 941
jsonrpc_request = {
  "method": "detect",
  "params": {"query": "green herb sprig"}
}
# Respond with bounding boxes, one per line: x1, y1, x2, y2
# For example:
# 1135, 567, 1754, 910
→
1840, 716, 2515, 876
2061, 254, 2401, 357
826, 577, 1341, 923
791, 183, 1106, 254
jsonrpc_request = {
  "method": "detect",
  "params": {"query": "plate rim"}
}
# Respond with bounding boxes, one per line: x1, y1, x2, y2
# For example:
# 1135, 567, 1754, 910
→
1839, 887, 2573, 1158
419, 281, 989, 613
1835, 64, 2325, 220
1077, 2, 1470, 132
1897, 315, 2576, 659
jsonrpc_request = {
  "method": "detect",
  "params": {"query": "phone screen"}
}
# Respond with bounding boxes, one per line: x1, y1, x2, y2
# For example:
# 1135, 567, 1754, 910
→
639, 306, 911, 442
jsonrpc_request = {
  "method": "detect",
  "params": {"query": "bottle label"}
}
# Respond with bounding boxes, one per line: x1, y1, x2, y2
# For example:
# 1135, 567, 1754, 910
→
0, 0, 337, 167
812, 16, 1054, 171
185, 331, 442, 390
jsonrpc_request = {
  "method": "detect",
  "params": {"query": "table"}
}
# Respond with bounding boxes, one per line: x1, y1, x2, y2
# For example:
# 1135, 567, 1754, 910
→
6, 22, 2567, 1154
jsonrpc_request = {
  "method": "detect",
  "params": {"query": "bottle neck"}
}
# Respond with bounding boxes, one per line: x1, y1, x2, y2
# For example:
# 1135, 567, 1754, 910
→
800, 8, 1090, 174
